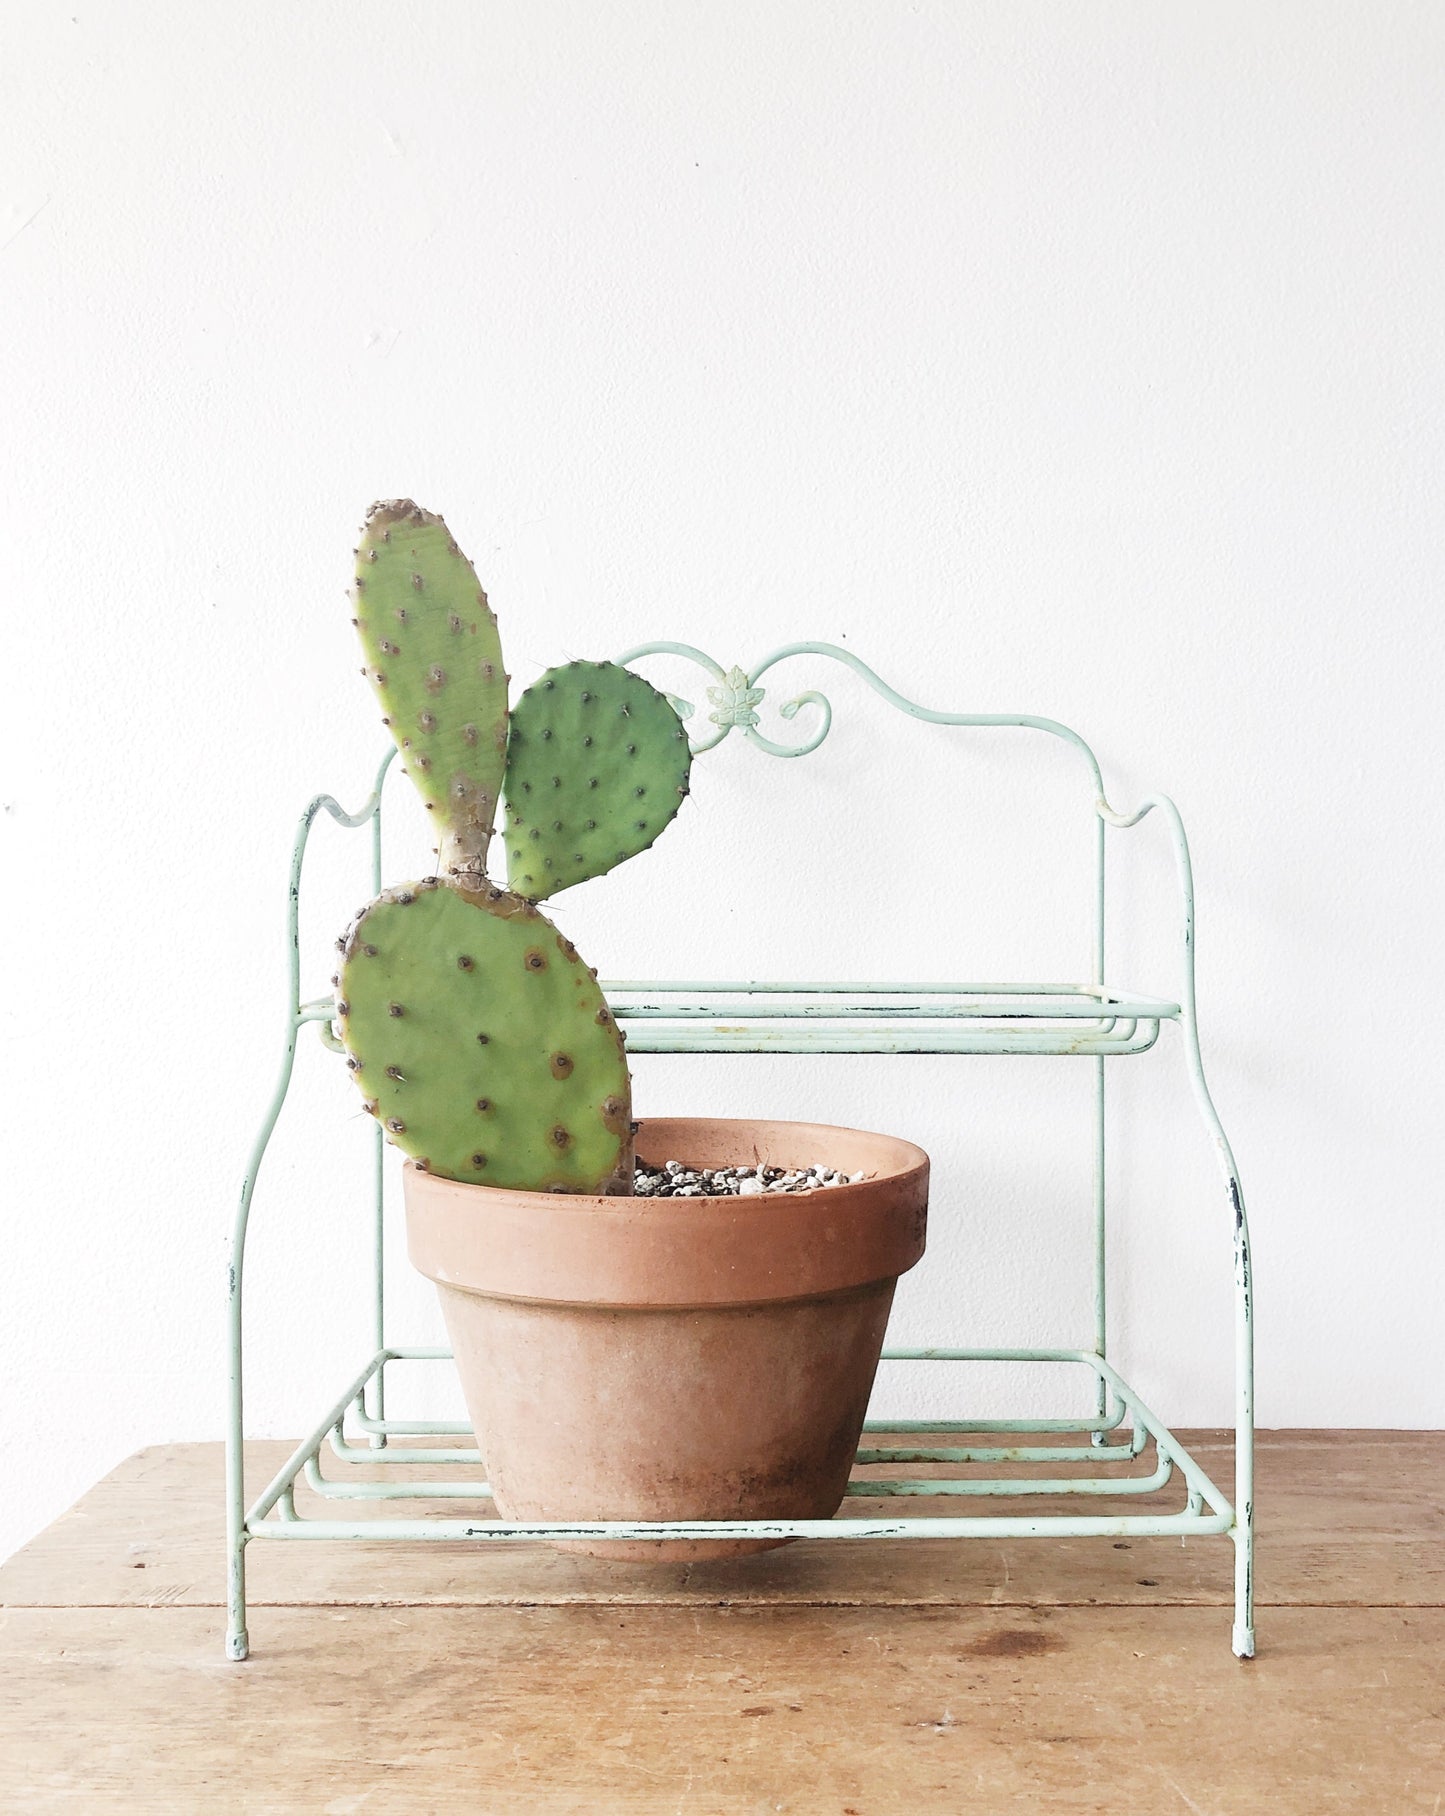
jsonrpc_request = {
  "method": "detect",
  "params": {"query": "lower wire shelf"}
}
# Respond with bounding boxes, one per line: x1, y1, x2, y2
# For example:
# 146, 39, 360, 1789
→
242, 1347, 1237, 1547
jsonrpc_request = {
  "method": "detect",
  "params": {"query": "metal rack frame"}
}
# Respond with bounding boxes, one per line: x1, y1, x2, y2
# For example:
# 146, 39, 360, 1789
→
226, 642, 1255, 1661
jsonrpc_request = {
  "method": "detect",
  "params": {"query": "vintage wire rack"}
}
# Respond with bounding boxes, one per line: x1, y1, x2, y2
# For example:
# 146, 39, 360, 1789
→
226, 643, 1255, 1661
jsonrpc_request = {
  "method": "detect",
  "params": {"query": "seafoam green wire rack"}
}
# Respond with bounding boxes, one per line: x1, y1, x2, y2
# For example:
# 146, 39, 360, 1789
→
225, 643, 1255, 1662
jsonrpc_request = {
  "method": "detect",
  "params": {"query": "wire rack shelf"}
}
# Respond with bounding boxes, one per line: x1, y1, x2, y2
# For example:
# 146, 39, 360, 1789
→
226, 643, 1254, 1662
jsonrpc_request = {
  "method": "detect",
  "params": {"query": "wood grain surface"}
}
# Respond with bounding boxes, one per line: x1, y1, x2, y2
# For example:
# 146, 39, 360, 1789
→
1, 1432, 1441, 1812
2, 1605, 1441, 1812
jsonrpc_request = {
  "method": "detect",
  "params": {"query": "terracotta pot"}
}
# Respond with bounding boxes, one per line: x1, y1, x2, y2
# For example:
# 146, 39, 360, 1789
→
404, 1116, 928, 1559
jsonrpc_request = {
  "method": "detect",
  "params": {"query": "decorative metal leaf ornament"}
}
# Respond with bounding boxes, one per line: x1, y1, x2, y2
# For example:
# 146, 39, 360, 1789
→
706, 665, 766, 729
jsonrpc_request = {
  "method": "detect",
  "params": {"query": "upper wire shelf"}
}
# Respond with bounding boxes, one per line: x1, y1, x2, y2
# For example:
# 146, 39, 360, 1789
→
602, 981, 1178, 1056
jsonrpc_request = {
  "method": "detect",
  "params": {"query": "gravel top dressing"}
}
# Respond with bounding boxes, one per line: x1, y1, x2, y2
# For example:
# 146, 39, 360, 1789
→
634, 1160, 868, 1198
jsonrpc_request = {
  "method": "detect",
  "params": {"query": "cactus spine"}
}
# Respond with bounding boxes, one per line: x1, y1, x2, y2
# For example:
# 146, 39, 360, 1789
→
337, 502, 690, 1193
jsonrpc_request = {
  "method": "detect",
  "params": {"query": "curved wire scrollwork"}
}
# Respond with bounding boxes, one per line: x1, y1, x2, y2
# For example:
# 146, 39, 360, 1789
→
613, 639, 1108, 780
611, 641, 868, 759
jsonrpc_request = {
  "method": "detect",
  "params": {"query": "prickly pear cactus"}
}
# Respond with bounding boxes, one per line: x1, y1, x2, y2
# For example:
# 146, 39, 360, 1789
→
503, 660, 692, 901
337, 499, 691, 1194
337, 879, 632, 1192
352, 501, 509, 875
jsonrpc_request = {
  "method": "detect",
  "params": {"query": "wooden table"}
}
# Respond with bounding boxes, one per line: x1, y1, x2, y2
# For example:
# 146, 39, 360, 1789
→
2, 1432, 1441, 1811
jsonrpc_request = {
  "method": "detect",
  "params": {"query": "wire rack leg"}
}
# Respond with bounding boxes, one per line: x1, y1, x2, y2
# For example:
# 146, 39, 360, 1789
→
1231, 1160, 1256, 1660
226, 1535, 249, 1661
1233, 1521, 1255, 1658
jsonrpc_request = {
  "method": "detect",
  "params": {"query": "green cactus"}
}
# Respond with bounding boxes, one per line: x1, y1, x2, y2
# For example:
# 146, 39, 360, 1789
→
337, 500, 690, 1193
337, 878, 632, 1192
353, 500, 509, 876
503, 660, 692, 901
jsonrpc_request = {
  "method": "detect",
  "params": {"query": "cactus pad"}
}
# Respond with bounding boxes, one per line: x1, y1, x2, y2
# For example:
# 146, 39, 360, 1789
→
352, 501, 509, 871
503, 660, 691, 900
337, 878, 632, 1192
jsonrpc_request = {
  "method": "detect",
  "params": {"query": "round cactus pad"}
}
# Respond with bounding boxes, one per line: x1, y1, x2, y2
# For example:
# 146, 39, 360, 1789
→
337, 879, 632, 1192
504, 660, 692, 900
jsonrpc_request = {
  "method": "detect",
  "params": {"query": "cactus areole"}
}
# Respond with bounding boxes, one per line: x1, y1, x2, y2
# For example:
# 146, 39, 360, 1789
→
338, 500, 691, 1193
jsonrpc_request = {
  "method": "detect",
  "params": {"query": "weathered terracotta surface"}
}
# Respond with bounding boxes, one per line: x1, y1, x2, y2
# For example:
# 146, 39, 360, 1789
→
405, 1117, 929, 1558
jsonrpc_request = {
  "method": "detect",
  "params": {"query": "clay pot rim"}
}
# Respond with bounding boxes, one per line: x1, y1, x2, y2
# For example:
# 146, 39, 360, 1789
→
404, 1114, 927, 1206
405, 1115, 930, 1309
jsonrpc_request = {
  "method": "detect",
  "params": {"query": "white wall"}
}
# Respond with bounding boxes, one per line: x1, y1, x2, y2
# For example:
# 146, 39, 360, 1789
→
3, 1, 1442, 1564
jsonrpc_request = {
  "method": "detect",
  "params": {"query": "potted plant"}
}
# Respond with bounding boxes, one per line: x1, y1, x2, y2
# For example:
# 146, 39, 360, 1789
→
336, 500, 928, 1556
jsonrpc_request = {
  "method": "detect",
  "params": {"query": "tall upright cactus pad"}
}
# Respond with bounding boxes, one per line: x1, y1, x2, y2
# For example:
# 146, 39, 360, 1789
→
504, 660, 692, 901
337, 878, 633, 1193
353, 501, 509, 872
